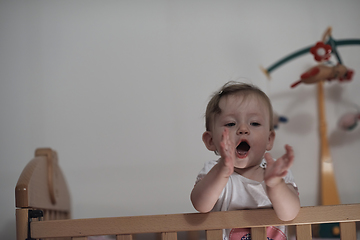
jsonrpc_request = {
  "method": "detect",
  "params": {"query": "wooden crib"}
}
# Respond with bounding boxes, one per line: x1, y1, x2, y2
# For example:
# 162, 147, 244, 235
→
15, 148, 360, 240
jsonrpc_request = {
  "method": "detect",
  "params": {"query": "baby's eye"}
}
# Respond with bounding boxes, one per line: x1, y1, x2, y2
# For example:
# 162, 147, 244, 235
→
225, 122, 236, 127
250, 122, 261, 126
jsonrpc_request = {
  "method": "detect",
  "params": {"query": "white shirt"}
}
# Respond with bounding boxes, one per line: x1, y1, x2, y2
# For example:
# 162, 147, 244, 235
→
195, 158, 298, 240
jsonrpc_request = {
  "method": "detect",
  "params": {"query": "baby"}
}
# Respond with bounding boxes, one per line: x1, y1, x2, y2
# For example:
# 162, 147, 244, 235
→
191, 82, 300, 239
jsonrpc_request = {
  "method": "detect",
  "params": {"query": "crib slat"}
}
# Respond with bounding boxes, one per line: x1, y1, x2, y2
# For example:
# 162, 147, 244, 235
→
205, 229, 222, 240
72, 237, 87, 240
340, 222, 356, 240
16, 209, 28, 240
296, 224, 312, 240
251, 227, 266, 240
161, 232, 177, 240
187, 231, 200, 240
117, 234, 133, 240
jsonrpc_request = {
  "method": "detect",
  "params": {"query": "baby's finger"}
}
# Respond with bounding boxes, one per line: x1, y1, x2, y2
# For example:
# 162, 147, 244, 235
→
221, 129, 229, 146
220, 129, 233, 158
278, 170, 288, 178
285, 144, 294, 159
282, 144, 294, 168
224, 130, 230, 147
220, 141, 230, 159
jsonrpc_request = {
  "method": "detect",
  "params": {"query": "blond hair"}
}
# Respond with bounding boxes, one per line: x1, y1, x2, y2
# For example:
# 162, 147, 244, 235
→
204, 81, 274, 131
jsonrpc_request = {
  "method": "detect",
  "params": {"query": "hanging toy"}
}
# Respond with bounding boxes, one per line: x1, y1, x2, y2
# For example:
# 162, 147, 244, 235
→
290, 40, 354, 88
273, 112, 288, 129
290, 63, 354, 88
338, 112, 360, 131
261, 27, 360, 82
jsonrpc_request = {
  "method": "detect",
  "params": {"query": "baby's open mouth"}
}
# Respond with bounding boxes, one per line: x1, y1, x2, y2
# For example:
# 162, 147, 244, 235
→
236, 141, 250, 157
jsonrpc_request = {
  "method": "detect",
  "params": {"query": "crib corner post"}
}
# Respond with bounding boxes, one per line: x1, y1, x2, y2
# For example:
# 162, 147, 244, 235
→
16, 209, 44, 240
16, 209, 28, 240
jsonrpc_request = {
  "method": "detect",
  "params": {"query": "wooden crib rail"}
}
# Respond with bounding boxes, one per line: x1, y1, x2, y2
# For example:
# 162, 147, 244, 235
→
29, 203, 360, 240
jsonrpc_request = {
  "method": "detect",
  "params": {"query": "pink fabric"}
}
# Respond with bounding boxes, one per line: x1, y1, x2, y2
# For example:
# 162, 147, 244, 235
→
229, 226, 287, 240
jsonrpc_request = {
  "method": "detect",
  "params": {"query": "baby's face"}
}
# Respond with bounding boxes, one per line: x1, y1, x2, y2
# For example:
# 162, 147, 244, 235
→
211, 94, 274, 169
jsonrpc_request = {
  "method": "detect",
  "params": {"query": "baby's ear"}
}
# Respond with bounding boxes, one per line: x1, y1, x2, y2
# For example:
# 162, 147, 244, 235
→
266, 130, 276, 151
202, 131, 217, 152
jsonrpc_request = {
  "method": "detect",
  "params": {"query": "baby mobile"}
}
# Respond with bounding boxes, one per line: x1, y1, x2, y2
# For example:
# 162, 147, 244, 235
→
261, 27, 360, 238
264, 27, 360, 131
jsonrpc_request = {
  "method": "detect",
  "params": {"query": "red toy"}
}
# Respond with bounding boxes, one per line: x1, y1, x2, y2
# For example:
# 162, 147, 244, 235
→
290, 63, 353, 88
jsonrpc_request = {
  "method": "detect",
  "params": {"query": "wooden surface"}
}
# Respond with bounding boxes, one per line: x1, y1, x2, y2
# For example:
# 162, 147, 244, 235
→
15, 148, 72, 240
15, 209, 28, 240
251, 227, 266, 240
205, 229, 222, 240
30, 204, 360, 239
296, 224, 312, 240
15, 148, 71, 211
117, 234, 133, 240
340, 222, 356, 240
161, 232, 177, 240
317, 81, 341, 205
317, 28, 341, 206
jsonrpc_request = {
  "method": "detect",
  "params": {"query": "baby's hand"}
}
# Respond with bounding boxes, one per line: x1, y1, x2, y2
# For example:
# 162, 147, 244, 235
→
219, 128, 235, 177
264, 144, 294, 188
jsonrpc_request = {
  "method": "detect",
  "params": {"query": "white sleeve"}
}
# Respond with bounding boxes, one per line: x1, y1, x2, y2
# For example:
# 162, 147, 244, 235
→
284, 169, 298, 193
194, 160, 219, 185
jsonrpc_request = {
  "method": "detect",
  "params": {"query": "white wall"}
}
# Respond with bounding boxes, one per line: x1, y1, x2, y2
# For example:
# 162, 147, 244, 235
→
1, 1, 360, 238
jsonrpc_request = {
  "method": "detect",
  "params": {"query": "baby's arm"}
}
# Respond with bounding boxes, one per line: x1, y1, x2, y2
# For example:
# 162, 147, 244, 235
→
191, 128, 234, 213
264, 145, 300, 221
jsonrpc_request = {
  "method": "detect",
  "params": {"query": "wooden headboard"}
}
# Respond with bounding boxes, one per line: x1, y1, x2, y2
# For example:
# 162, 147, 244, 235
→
15, 148, 71, 240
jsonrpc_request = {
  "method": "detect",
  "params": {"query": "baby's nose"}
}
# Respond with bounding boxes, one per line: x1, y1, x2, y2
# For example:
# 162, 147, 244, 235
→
237, 125, 249, 135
